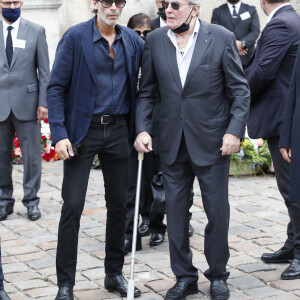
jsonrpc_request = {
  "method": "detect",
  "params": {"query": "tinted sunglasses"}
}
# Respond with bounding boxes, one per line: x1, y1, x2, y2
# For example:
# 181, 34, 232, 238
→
161, 1, 191, 10
135, 30, 151, 37
98, 0, 126, 8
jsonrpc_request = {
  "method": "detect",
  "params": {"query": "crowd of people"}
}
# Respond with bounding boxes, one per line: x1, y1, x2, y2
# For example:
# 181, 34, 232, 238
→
0, 0, 300, 299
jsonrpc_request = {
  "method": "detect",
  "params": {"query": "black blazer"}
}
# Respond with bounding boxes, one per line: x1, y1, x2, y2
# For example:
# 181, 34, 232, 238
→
152, 17, 161, 30
245, 5, 300, 139
136, 21, 250, 166
211, 3, 260, 66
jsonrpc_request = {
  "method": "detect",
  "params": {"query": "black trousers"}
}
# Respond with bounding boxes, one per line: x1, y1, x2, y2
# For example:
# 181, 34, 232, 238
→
56, 118, 130, 286
125, 148, 166, 237
162, 137, 230, 283
0, 244, 4, 291
267, 136, 300, 258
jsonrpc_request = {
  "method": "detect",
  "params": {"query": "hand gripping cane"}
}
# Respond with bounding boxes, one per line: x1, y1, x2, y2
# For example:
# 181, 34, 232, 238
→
127, 137, 149, 300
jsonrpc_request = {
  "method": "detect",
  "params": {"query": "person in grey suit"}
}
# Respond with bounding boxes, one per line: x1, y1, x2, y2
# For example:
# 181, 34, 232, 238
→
0, 0, 50, 221
135, 0, 250, 299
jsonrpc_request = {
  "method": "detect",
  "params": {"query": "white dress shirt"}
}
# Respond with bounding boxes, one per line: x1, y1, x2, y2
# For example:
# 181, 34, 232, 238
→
267, 3, 291, 23
167, 20, 200, 87
227, 1, 241, 16
2, 17, 21, 50
160, 17, 167, 28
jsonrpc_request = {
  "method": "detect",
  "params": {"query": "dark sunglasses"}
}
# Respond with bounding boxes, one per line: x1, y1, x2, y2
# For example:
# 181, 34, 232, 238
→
161, 1, 191, 10
98, 0, 126, 8
135, 30, 151, 37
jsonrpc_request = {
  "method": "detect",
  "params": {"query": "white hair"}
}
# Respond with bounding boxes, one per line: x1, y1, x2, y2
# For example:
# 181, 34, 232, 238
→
189, 0, 202, 5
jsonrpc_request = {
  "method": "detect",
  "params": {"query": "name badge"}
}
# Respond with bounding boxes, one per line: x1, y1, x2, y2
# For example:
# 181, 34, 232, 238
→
240, 12, 251, 21
13, 39, 26, 49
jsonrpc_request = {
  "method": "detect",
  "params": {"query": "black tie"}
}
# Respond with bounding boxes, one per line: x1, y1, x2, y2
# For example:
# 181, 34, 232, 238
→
232, 5, 238, 18
6, 26, 13, 67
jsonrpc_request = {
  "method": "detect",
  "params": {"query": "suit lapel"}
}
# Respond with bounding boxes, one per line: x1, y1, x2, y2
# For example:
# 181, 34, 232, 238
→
81, 18, 96, 84
223, 4, 236, 28
162, 31, 182, 91
0, 21, 9, 68
184, 22, 212, 90
235, 3, 247, 27
10, 18, 29, 69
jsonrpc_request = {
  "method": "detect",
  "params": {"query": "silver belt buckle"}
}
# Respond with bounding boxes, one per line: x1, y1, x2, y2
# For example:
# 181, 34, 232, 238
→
101, 115, 110, 125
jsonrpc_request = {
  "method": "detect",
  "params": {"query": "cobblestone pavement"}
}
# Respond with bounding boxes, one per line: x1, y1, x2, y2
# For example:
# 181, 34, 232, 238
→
1, 161, 300, 300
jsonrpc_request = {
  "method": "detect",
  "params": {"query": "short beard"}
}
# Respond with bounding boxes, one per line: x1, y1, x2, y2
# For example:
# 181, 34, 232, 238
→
97, 4, 121, 26
228, 0, 239, 4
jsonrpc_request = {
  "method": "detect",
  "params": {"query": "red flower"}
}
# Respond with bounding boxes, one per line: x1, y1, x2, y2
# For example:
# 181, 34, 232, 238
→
14, 138, 19, 147
44, 153, 53, 161
41, 135, 47, 141
44, 118, 49, 123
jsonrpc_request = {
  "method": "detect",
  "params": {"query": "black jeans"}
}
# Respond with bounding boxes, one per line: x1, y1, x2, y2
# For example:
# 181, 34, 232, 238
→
56, 117, 130, 286
0, 244, 4, 291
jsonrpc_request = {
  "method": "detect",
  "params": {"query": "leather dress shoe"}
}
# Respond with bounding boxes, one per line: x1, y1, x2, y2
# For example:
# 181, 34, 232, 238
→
104, 274, 141, 297
210, 280, 229, 300
189, 222, 194, 237
281, 259, 300, 280
261, 247, 293, 263
0, 290, 11, 300
124, 235, 142, 255
164, 281, 198, 300
27, 205, 41, 221
0, 205, 13, 221
138, 218, 150, 236
55, 285, 74, 300
149, 232, 165, 246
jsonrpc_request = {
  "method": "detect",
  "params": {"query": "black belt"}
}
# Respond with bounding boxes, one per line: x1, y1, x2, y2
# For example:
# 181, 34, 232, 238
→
91, 114, 126, 125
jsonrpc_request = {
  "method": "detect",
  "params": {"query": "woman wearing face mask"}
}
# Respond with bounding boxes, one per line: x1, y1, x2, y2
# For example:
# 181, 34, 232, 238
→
127, 13, 154, 41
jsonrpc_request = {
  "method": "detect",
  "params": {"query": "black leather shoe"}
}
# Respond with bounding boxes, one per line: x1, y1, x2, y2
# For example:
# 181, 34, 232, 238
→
0, 205, 13, 221
210, 280, 229, 300
104, 274, 141, 297
261, 247, 293, 263
124, 235, 142, 255
27, 205, 41, 221
55, 285, 74, 300
189, 222, 194, 237
0, 290, 11, 300
281, 259, 300, 280
139, 218, 150, 236
165, 281, 198, 300
149, 232, 165, 246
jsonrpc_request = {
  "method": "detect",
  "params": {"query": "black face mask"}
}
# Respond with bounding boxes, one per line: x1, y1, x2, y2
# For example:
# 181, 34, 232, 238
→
157, 7, 167, 20
172, 5, 195, 34
228, 0, 239, 4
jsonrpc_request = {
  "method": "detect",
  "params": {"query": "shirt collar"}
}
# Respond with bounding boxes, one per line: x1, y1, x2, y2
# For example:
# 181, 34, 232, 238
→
267, 3, 291, 23
167, 18, 200, 42
93, 17, 122, 43
3, 17, 21, 33
160, 17, 167, 28
227, 1, 241, 12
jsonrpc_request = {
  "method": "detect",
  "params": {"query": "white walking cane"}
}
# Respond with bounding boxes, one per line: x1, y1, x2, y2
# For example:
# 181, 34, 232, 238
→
127, 137, 148, 300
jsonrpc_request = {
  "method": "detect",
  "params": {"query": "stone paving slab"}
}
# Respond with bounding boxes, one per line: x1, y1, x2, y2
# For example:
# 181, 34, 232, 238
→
0, 161, 299, 299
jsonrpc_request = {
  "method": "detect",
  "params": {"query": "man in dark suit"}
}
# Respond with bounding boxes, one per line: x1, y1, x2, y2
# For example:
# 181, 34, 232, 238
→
245, 0, 300, 280
47, 0, 144, 298
0, 0, 50, 222
0, 245, 10, 300
135, 0, 250, 299
211, 0, 260, 68
278, 48, 300, 280
152, 0, 167, 29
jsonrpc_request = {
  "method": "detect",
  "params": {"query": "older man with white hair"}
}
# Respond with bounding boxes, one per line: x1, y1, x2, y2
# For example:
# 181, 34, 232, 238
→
134, 0, 250, 299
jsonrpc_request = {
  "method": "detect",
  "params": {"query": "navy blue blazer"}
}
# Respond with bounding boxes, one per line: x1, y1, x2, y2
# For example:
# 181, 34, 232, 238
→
47, 17, 144, 145
245, 5, 300, 139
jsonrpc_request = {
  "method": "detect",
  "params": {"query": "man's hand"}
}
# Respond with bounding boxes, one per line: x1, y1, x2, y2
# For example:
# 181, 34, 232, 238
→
279, 148, 291, 163
236, 41, 248, 56
220, 133, 241, 156
55, 139, 73, 160
37, 107, 48, 123
134, 132, 153, 153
